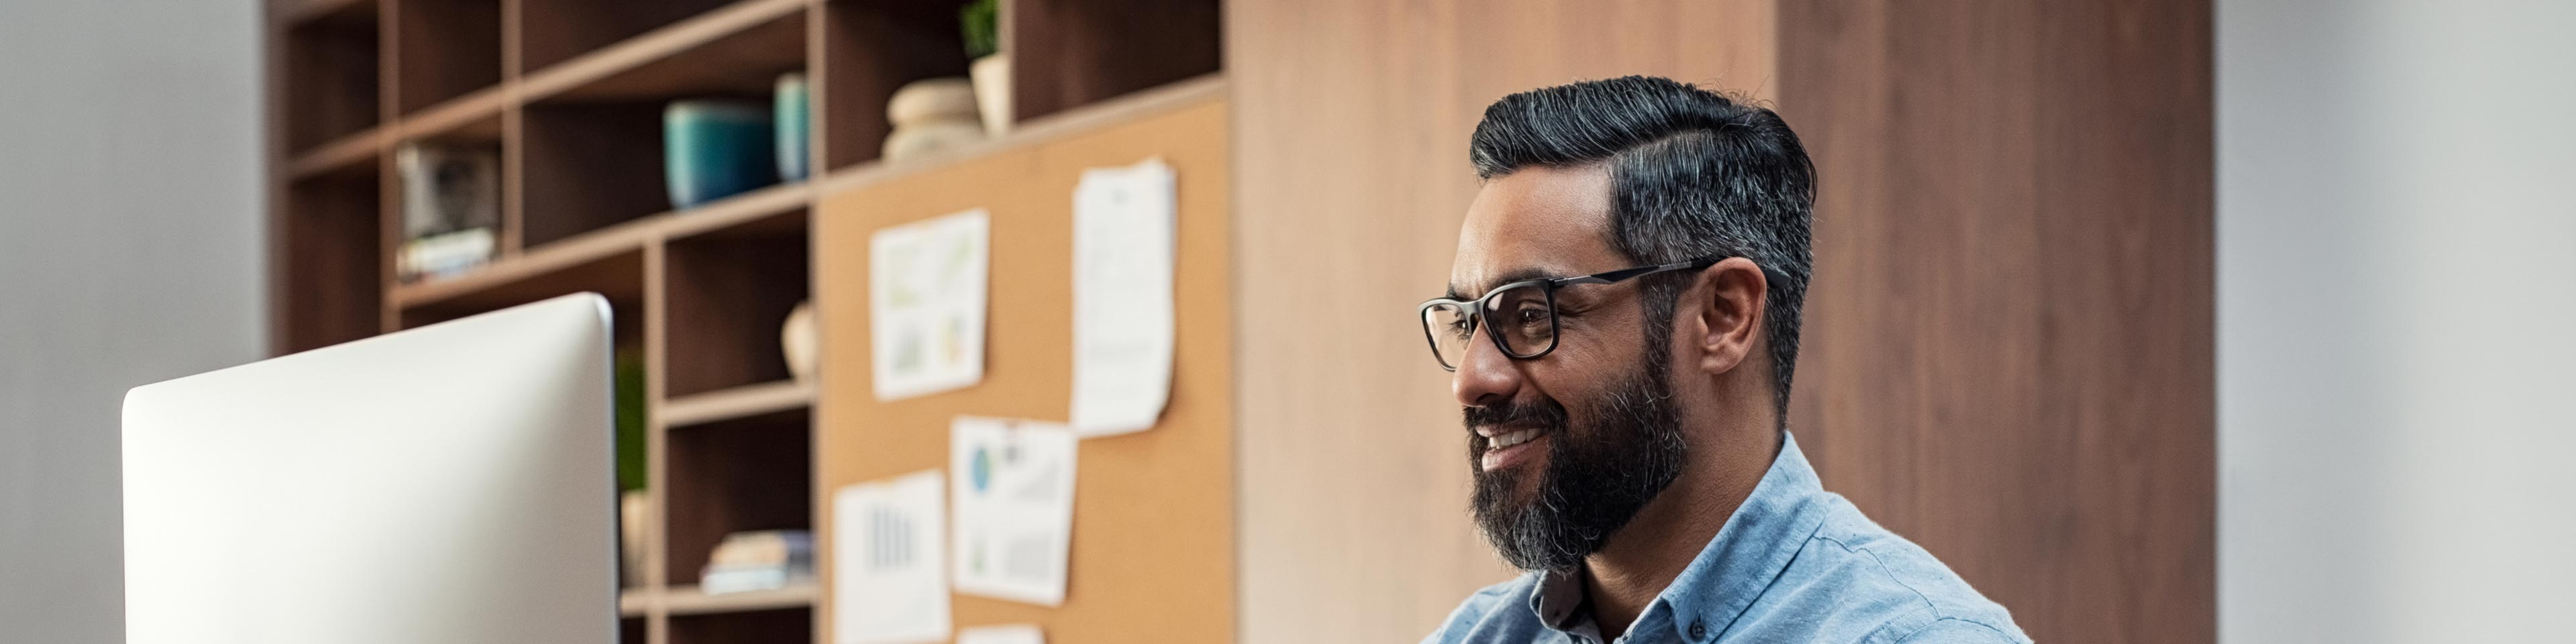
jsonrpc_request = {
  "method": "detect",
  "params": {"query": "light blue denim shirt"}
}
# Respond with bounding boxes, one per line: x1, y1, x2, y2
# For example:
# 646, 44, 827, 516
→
1424, 434, 2029, 644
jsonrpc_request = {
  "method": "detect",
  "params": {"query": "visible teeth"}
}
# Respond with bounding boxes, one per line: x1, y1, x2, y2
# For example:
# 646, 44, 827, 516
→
1488, 428, 1542, 449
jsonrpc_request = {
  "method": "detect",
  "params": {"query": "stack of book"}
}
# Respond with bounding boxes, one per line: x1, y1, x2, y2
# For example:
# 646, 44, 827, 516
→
395, 142, 499, 282
700, 529, 812, 594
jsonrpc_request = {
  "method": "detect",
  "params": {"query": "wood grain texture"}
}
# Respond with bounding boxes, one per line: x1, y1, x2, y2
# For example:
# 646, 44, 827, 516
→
1775, 1, 2215, 643
1226, 1, 1776, 641
815, 96, 1232, 643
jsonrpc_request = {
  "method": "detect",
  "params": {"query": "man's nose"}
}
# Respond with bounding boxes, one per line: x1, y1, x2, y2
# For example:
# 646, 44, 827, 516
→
1451, 324, 1523, 409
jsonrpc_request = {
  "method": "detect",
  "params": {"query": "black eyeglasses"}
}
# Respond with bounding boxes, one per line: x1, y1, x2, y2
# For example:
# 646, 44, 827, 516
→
1417, 256, 1748, 372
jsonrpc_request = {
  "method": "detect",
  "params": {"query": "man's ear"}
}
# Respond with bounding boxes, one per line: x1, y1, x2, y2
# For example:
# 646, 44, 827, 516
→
1686, 258, 1768, 376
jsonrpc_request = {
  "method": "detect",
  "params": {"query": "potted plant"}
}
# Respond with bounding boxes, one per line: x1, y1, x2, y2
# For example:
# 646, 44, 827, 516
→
963, 0, 1008, 135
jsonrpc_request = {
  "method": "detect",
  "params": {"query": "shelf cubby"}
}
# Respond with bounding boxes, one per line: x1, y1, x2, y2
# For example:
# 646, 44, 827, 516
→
1004, 0, 1221, 122
669, 608, 812, 644
282, 0, 382, 153
621, 616, 648, 644
663, 211, 810, 398
520, 2, 806, 249
520, 0, 745, 74
391, 111, 508, 281
278, 168, 384, 354
819, 0, 974, 170
661, 408, 812, 592
523, 0, 806, 104
519, 103, 671, 248
393, 0, 502, 115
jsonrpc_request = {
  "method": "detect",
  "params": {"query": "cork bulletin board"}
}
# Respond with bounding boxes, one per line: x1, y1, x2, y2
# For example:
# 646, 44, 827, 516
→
813, 88, 1232, 642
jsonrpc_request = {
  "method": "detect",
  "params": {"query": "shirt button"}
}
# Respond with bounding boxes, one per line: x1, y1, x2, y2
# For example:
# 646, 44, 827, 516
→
1688, 619, 1708, 640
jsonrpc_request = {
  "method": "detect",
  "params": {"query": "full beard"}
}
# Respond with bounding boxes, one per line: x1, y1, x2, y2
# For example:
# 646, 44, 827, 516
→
1466, 354, 1689, 572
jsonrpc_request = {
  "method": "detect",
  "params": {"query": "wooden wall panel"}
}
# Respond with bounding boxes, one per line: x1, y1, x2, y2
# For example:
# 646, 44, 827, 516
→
1776, 1, 2215, 643
813, 95, 1232, 643
1227, 1, 1777, 641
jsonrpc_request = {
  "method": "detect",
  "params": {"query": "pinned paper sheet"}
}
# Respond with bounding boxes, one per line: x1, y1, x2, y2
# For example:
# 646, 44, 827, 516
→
871, 209, 990, 401
1070, 158, 1177, 436
950, 417, 1077, 606
832, 472, 950, 644
956, 625, 1045, 644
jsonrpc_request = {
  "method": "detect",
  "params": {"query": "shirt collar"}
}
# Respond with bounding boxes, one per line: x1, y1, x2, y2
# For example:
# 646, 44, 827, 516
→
1524, 432, 1831, 641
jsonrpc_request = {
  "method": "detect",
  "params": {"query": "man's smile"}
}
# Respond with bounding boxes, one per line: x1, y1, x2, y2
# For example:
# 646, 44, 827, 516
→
1477, 424, 1552, 472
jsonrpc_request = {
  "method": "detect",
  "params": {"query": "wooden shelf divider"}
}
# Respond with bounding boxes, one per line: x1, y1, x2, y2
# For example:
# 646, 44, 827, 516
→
619, 583, 819, 619
285, 126, 383, 179
618, 588, 652, 618
392, 85, 508, 142
660, 584, 816, 616
663, 380, 812, 429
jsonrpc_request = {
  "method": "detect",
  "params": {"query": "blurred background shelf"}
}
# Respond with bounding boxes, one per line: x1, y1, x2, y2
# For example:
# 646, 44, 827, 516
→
266, 0, 1221, 641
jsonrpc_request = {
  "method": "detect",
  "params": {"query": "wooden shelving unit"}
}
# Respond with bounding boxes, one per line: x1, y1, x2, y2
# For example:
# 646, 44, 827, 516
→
264, 0, 1220, 642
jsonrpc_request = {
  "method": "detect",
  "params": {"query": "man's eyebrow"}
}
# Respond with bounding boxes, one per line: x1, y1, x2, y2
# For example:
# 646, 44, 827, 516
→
1446, 267, 1564, 301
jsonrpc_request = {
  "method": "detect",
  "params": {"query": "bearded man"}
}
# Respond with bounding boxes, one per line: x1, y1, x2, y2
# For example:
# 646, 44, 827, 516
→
1419, 76, 2029, 644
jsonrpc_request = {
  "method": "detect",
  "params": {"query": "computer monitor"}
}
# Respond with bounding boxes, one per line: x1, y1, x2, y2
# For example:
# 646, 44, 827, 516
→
122, 293, 617, 644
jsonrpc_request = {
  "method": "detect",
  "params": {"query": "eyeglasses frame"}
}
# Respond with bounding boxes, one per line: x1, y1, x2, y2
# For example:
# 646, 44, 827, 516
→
1419, 255, 1762, 372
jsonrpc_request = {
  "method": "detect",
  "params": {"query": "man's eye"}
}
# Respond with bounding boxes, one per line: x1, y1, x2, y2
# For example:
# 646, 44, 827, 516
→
1448, 319, 1476, 338
1514, 305, 1549, 327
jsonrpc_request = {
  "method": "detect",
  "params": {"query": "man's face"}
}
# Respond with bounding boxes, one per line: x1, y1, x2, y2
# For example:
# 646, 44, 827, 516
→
1450, 166, 1690, 571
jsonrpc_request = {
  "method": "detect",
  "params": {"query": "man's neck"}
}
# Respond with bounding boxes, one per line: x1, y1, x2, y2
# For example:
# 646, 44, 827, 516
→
1578, 428, 1781, 639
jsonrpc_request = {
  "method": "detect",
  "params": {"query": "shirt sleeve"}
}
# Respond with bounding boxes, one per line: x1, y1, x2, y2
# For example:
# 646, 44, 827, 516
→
1894, 618, 2027, 644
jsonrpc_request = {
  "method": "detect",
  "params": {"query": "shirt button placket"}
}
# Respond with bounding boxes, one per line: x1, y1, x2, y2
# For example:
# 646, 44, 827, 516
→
1688, 619, 1708, 641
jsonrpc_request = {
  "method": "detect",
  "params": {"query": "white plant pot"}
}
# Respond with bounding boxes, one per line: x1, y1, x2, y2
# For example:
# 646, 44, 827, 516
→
971, 53, 1012, 136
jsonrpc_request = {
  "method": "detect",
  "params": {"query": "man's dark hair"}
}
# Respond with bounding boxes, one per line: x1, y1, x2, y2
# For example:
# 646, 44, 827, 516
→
1469, 75, 1816, 421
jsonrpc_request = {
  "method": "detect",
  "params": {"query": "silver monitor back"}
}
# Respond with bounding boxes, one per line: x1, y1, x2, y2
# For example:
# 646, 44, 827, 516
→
122, 292, 616, 644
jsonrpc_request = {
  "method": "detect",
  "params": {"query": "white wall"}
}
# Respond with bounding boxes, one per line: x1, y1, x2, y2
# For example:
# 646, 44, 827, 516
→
2219, 0, 2576, 641
0, 1, 265, 641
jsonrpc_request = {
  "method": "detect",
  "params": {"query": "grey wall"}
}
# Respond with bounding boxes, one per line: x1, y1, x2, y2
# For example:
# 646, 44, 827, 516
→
2219, 0, 2576, 641
0, 1, 265, 641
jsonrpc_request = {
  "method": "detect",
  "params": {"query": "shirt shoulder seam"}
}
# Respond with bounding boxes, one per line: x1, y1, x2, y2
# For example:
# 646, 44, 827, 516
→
1812, 532, 1950, 621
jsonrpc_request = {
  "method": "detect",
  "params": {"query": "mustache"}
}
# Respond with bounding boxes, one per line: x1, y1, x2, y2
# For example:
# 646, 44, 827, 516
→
1463, 398, 1570, 431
